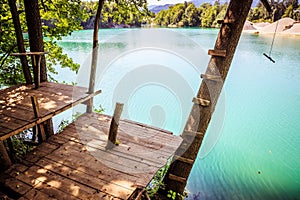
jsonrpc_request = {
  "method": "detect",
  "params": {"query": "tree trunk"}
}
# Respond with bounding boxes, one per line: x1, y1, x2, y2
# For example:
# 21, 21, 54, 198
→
8, 0, 32, 84
86, 0, 105, 113
162, 0, 253, 195
24, 0, 54, 137
23, 0, 47, 82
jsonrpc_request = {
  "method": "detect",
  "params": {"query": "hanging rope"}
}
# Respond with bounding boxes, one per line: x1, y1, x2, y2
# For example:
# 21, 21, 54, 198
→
263, 20, 279, 63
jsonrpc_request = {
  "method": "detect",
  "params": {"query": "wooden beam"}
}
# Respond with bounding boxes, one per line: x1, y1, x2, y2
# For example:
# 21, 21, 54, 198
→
106, 103, 124, 149
31, 96, 46, 142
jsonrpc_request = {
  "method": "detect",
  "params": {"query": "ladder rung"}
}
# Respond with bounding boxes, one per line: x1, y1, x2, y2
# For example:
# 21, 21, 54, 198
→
192, 97, 210, 107
201, 74, 222, 81
217, 19, 235, 24
168, 174, 187, 183
183, 130, 204, 139
174, 155, 194, 164
208, 49, 226, 57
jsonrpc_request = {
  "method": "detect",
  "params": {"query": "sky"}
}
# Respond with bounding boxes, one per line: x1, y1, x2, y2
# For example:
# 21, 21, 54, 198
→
147, 0, 187, 5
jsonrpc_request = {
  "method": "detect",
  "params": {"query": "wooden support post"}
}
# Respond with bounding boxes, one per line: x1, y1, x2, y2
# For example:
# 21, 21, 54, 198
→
0, 141, 12, 168
31, 54, 42, 89
86, 0, 105, 113
10, 52, 47, 89
30, 96, 46, 142
106, 103, 124, 149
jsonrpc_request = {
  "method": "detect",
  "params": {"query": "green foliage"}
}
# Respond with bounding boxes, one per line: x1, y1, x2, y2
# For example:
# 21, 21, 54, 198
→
167, 190, 186, 200
153, 1, 228, 28
0, 0, 87, 87
147, 164, 169, 197
82, 1, 152, 28
94, 104, 105, 114
0, 0, 153, 87
57, 112, 82, 133
154, 0, 300, 28
10, 130, 35, 161
248, 0, 300, 22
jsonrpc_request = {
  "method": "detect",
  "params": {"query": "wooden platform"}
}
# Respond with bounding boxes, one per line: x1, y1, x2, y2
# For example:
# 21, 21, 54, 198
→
0, 113, 182, 199
0, 82, 101, 141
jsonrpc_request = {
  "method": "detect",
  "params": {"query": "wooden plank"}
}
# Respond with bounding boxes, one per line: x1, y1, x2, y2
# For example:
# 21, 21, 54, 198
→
13, 165, 101, 199
22, 189, 56, 200
43, 149, 152, 187
90, 112, 173, 135
0, 108, 34, 122
4, 163, 29, 175
61, 123, 180, 157
0, 89, 101, 141
1, 176, 32, 196
0, 125, 13, 133
208, 49, 227, 57
74, 114, 180, 144
45, 140, 160, 174
0, 114, 30, 130
35, 158, 135, 199
60, 128, 175, 166
39, 82, 87, 92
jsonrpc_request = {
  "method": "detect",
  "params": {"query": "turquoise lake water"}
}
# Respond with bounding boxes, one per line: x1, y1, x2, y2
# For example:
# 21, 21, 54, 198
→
53, 28, 300, 199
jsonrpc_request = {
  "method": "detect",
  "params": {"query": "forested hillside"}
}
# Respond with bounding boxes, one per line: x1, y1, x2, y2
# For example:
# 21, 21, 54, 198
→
153, 0, 300, 28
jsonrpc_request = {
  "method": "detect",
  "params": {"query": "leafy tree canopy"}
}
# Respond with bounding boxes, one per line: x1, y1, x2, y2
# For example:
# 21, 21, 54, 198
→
0, 0, 150, 87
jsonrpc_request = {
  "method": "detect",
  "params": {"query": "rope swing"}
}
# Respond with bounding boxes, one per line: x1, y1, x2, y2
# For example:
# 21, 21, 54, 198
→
263, 20, 279, 63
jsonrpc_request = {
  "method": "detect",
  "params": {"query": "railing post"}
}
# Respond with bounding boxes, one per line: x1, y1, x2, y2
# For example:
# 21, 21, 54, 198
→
106, 103, 124, 149
31, 95, 46, 142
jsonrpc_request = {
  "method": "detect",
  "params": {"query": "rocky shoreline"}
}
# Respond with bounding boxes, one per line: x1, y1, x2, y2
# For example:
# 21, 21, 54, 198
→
243, 17, 300, 36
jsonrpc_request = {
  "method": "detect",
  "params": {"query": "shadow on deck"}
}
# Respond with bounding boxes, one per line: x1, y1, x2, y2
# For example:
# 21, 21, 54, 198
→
0, 113, 182, 199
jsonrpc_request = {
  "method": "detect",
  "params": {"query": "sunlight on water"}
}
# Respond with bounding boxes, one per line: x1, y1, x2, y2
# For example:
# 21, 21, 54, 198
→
55, 28, 300, 199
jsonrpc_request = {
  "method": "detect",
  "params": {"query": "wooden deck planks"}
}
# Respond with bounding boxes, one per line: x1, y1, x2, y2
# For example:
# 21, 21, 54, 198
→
0, 82, 101, 141
0, 113, 182, 199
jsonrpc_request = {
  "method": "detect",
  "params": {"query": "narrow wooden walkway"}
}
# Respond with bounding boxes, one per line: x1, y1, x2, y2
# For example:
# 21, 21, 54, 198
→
0, 113, 182, 199
0, 82, 100, 140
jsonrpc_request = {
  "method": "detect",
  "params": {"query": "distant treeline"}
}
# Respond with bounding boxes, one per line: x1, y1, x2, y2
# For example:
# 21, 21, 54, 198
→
79, 0, 300, 29
80, 1, 153, 29
153, 0, 300, 28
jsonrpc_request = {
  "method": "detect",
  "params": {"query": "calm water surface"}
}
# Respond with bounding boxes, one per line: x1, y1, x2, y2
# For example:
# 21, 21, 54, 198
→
53, 28, 300, 199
